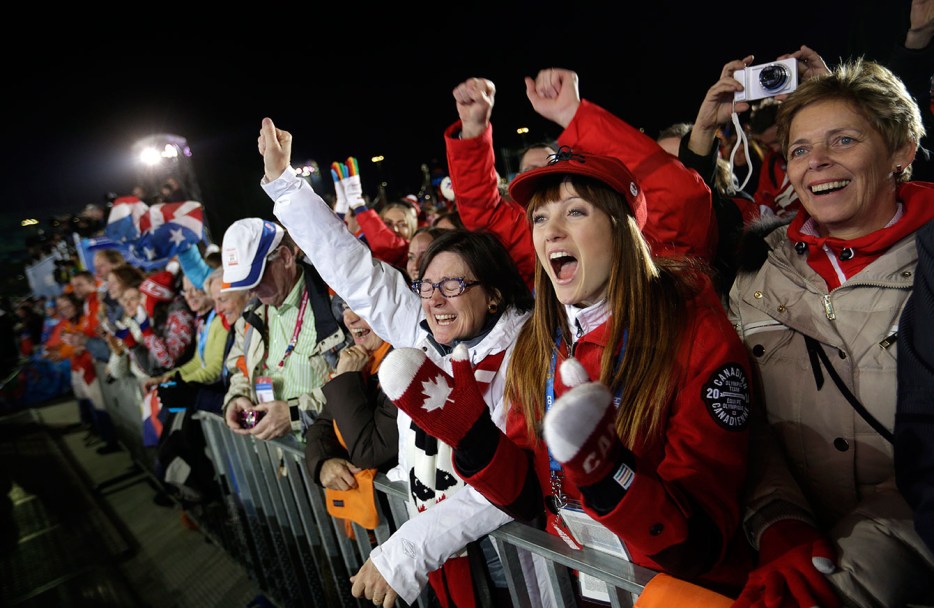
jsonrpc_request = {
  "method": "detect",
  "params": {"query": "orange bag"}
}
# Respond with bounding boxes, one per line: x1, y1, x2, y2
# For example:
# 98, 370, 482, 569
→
324, 423, 380, 531
634, 573, 733, 607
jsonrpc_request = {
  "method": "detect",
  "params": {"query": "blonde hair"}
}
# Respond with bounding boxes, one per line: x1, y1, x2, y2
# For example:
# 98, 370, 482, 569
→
777, 57, 925, 183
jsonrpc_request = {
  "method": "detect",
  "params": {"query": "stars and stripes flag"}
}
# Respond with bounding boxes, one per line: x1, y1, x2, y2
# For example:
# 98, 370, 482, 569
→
135, 201, 205, 263
104, 196, 149, 244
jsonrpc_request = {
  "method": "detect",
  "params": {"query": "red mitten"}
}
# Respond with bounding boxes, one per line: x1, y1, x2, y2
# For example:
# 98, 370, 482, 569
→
378, 343, 487, 448
543, 357, 634, 490
732, 519, 839, 608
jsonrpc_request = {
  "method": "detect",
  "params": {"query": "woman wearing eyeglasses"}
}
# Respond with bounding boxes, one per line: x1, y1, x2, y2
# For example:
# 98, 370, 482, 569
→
258, 118, 536, 608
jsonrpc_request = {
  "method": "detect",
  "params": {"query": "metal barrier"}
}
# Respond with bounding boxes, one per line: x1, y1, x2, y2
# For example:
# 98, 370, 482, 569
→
194, 414, 658, 608
93, 361, 159, 491
93, 367, 658, 607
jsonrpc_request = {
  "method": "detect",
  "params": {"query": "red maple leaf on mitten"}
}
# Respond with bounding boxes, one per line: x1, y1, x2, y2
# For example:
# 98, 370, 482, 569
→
378, 343, 488, 448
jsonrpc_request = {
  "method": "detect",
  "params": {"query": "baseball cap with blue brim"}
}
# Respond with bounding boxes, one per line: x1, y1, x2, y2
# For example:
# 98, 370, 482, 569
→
221, 218, 285, 291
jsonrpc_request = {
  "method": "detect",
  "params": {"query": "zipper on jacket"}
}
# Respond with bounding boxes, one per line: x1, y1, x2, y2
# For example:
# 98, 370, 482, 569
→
879, 332, 898, 349
821, 294, 836, 321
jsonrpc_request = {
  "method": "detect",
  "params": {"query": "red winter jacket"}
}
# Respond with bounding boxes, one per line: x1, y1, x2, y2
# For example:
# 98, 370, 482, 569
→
445, 99, 716, 291
355, 208, 409, 271
458, 278, 755, 593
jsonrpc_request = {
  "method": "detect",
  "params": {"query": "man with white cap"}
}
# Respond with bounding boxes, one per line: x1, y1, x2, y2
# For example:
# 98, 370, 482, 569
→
220, 218, 345, 441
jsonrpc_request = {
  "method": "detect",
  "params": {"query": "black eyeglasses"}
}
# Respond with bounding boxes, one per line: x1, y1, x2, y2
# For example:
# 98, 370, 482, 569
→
411, 277, 480, 299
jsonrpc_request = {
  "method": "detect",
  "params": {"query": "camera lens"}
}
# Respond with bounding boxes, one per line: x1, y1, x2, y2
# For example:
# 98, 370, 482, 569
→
759, 64, 789, 91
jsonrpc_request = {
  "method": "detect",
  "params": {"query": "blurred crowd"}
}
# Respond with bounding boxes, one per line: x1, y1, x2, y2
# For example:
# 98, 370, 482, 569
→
3, 9, 934, 607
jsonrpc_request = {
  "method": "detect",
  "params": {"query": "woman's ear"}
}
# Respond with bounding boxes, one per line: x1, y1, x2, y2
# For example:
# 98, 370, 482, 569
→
895, 141, 918, 170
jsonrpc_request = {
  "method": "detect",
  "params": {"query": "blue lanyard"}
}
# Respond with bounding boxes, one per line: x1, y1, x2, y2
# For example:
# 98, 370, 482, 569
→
197, 309, 217, 367
545, 328, 627, 472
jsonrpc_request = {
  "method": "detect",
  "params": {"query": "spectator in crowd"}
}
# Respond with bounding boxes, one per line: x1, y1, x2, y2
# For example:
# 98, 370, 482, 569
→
135, 270, 196, 376
39, 298, 60, 345
444, 69, 715, 292
221, 218, 345, 443
259, 118, 537, 608
206, 267, 249, 391
656, 121, 754, 302
77, 203, 107, 236
746, 99, 799, 217
92, 249, 126, 324
896, 218, 934, 556
360, 197, 419, 271
430, 208, 464, 231
728, 57, 934, 607
143, 272, 223, 408
305, 297, 398, 538
47, 292, 119, 454
175, 242, 217, 292
104, 268, 195, 382
517, 141, 559, 174
386, 145, 755, 602
103, 264, 144, 329
105, 286, 149, 380
68, 270, 112, 363
145, 271, 224, 505
331, 159, 417, 273
405, 227, 445, 283
159, 176, 189, 203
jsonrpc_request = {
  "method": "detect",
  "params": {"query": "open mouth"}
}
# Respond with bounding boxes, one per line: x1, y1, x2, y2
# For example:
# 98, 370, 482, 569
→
434, 314, 457, 327
810, 180, 850, 196
549, 251, 578, 284
351, 328, 371, 340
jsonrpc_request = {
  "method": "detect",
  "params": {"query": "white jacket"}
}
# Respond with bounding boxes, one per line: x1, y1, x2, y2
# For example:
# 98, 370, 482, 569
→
264, 169, 531, 604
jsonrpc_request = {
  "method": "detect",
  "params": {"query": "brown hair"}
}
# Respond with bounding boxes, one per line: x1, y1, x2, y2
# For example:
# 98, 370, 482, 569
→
109, 264, 145, 290
505, 175, 698, 448
94, 248, 125, 265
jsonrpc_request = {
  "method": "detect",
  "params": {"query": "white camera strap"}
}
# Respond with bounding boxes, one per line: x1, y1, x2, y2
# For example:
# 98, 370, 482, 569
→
728, 108, 754, 193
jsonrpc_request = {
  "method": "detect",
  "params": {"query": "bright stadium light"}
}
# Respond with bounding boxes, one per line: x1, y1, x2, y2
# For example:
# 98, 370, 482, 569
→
139, 146, 162, 166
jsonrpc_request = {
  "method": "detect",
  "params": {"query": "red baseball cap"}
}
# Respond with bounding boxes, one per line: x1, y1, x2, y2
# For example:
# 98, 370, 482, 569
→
508, 147, 647, 229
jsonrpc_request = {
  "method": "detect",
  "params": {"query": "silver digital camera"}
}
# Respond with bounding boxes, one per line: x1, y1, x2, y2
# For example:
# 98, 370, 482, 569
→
733, 58, 798, 102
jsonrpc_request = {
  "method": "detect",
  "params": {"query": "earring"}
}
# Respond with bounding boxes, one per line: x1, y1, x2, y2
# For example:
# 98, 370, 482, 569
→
487, 302, 498, 314
894, 164, 903, 176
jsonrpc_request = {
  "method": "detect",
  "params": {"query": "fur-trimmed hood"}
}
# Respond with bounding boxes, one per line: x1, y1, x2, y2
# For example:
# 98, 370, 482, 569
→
736, 212, 795, 273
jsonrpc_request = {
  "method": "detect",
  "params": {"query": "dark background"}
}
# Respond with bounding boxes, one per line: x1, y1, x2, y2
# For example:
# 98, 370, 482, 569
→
0, 2, 914, 292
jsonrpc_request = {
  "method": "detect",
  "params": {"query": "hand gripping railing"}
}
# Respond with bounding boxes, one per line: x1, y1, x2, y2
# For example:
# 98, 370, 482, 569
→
192, 412, 658, 608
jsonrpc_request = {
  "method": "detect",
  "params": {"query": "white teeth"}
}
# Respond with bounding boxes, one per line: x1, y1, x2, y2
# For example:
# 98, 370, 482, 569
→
549, 251, 572, 259
435, 314, 456, 320
811, 180, 850, 193
351, 328, 368, 336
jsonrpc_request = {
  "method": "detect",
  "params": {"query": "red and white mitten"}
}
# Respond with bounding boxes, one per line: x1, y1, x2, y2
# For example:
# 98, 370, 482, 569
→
543, 357, 634, 491
378, 343, 487, 448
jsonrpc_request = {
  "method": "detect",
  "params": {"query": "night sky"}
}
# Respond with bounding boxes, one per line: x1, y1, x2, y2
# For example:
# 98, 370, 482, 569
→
3, 2, 909, 251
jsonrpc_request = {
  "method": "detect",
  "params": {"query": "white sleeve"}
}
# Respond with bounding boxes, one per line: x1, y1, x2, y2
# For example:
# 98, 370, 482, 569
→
263, 170, 424, 349
368, 485, 512, 604
368, 389, 513, 604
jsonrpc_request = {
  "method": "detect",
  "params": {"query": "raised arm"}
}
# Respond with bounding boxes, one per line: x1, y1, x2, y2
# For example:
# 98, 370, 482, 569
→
257, 118, 423, 348
444, 78, 536, 288
528, 68, 716, 261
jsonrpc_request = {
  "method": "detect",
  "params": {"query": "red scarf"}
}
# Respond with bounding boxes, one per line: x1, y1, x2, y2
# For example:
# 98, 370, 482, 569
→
787, 183, 934, 290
